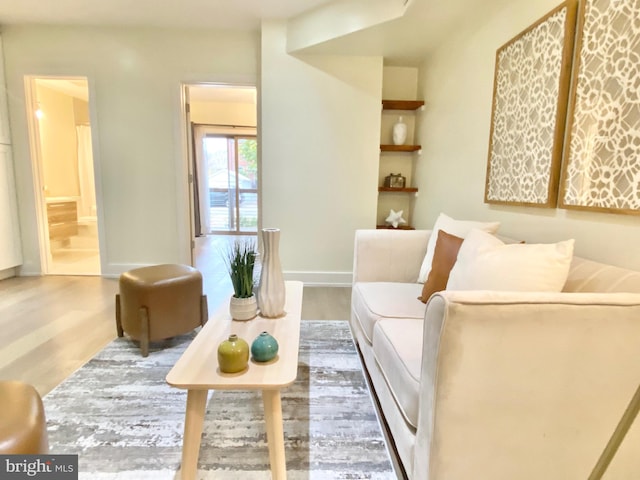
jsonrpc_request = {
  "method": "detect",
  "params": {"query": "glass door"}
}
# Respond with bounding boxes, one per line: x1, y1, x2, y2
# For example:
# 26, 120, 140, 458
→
198, 132, 258, 234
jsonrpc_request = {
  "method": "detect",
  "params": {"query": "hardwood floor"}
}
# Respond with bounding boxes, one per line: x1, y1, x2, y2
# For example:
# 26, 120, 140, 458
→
0, 275, 118, 396
0, 236, 352, 396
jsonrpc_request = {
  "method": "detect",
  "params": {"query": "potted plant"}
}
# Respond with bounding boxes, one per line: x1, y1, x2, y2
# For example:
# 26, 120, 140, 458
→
225, 238, 258, 321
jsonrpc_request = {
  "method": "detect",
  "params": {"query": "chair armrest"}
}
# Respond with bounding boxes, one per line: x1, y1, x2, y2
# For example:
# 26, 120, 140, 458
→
352, 229, 431, 284
414, 290, 640, 479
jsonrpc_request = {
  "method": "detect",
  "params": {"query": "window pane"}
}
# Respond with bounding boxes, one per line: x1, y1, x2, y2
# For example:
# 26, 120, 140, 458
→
202, 135, 258, 233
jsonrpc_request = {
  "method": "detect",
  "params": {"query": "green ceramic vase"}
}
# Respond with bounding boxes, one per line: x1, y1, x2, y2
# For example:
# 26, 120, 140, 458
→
217, 334, 249, 373
251, 331, 279, 362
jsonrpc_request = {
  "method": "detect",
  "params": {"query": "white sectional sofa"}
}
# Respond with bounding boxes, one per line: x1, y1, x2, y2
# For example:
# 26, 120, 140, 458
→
350, 228, 640, 480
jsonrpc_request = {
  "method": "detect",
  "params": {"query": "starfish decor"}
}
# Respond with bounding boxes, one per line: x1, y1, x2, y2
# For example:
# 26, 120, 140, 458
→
385, 209, 406, 228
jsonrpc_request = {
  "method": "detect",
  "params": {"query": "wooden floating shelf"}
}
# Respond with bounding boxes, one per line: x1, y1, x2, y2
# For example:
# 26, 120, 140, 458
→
376, 225, 416, 230
378, 187, 418, 193
382, 100, 425, 110
380, 144, 422, 152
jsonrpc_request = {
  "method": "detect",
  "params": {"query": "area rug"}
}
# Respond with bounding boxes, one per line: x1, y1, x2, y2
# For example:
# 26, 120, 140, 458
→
44, 320, 395, 479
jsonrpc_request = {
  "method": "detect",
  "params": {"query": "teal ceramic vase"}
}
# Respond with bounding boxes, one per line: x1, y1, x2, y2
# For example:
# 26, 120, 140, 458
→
251, 331, 279, 362
217, 334, 249, 373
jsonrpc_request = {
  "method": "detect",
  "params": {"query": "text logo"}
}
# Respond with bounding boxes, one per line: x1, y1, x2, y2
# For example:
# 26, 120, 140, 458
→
0, 455, 78, 479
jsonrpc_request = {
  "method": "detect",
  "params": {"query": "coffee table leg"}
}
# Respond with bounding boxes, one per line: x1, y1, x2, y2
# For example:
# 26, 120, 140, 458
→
263, 389, 287, 480
181, 389, 208, 480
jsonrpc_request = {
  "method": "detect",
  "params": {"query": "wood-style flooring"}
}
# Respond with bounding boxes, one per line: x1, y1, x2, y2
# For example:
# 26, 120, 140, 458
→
0, 235, 351, 397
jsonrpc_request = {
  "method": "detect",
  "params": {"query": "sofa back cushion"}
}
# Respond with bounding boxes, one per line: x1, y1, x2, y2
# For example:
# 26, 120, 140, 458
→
565, 256, 640, 293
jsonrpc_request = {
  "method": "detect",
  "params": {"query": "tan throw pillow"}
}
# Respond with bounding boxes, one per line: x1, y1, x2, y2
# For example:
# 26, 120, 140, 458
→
419, 230, 464, 303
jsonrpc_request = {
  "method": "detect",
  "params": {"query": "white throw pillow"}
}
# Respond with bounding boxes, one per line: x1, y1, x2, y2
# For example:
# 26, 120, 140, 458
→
446, 229, 575, 292
417, 213, 500, 283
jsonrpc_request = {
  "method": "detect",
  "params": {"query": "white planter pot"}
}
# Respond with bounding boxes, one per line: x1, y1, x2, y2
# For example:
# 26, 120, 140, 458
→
229, 294, 258, 321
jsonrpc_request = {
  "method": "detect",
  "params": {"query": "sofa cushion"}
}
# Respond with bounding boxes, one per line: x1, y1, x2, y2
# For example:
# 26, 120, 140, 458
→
372, 318, 423, 429
417, 212, 500, 283
447, 229, 575, 292
352, 282, 425, 344
564, 255, 640, 293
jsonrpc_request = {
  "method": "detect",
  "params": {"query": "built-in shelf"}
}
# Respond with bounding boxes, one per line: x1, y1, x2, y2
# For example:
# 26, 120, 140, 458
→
376, 86, 423, 230
378, 187, 418, 193
376, 225, 416, 230
382, 100, 425, 111
380, 144, 422, 152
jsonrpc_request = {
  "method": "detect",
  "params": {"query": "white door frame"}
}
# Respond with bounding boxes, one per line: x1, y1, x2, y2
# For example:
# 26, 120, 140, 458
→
179, 82, 259, 263
24, 76, 52, 274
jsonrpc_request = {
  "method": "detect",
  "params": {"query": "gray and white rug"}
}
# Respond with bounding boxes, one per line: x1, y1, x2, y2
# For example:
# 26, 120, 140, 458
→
44, 321, 395, 479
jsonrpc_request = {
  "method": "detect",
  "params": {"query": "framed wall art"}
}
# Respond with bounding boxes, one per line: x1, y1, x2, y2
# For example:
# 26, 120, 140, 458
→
484, 1, 578, 207
559, 0, 640, 215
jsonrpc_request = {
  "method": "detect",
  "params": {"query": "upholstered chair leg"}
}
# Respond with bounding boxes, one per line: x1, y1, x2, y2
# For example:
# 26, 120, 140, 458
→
139, 306, 150, 357
200, 295, 208, 326
115, 294, 124, 337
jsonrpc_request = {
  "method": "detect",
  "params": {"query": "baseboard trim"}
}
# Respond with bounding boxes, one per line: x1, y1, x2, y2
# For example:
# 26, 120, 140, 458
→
0, 267, 17, 280
100, 263, 155, 278
13, 264, 354, 286
283, 270, 352, 287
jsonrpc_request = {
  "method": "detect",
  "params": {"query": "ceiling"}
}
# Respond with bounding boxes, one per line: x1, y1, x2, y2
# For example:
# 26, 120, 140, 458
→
0, 0, 335, 30
291, 0, 516, 64
0, 0, 511, 64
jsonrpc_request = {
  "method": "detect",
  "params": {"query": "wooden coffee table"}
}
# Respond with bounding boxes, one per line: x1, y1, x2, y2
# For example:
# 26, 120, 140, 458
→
166, 281, 303, 480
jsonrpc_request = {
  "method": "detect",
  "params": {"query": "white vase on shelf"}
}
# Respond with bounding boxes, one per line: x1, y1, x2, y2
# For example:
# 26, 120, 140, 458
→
392, 116, 407, 145
257, 228, 286, 318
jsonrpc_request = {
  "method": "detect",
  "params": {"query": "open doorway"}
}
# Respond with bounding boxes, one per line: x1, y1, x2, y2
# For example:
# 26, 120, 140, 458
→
184, 84, 258, 304
25, 77, 100, 276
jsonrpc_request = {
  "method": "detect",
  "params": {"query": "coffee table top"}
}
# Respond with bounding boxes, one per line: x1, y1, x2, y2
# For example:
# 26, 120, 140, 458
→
166, 281, 303, 390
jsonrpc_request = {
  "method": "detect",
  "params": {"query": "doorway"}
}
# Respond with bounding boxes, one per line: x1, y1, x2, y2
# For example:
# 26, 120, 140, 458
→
184, 84, 258, 305
26, 77, 101, 275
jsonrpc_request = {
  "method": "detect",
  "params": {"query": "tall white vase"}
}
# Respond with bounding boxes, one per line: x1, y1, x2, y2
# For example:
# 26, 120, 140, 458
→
257, 228, 286, 318
393, 116, 407, 145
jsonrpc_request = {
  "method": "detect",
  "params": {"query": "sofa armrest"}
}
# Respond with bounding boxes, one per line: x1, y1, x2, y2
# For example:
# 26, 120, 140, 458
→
352, 229, 431, 284
414, 290, 640, 479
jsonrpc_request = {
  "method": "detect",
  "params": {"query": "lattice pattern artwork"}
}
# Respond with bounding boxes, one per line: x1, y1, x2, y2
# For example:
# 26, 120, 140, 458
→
560, 0, 640, 214
485, 2, 576, 207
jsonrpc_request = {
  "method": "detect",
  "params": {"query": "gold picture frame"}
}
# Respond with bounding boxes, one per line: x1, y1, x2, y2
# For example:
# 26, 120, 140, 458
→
484, 1, 578, 207
559, 0, 640, 215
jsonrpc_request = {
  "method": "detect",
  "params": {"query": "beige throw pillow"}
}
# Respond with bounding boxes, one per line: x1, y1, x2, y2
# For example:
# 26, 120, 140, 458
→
446, 229, 575, 292
417, 213, 500, 283
419, 230, 464, 303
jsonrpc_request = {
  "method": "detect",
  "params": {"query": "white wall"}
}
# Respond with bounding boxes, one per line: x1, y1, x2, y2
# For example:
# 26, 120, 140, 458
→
190, 100, 256, 126
414, 0, 640, 270
286, 0, 407, 53
36, 84, 79, 198
261, 21, 382, 285
2, 26, 258, 275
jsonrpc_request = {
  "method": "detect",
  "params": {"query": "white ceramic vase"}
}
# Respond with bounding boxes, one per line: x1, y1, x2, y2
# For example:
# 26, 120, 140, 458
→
229, 294, 258, 321
257, 228, 286, 318
392, 116, 407, 145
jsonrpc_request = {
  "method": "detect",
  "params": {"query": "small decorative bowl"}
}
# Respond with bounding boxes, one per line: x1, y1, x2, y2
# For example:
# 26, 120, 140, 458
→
251, 331, 279, 362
